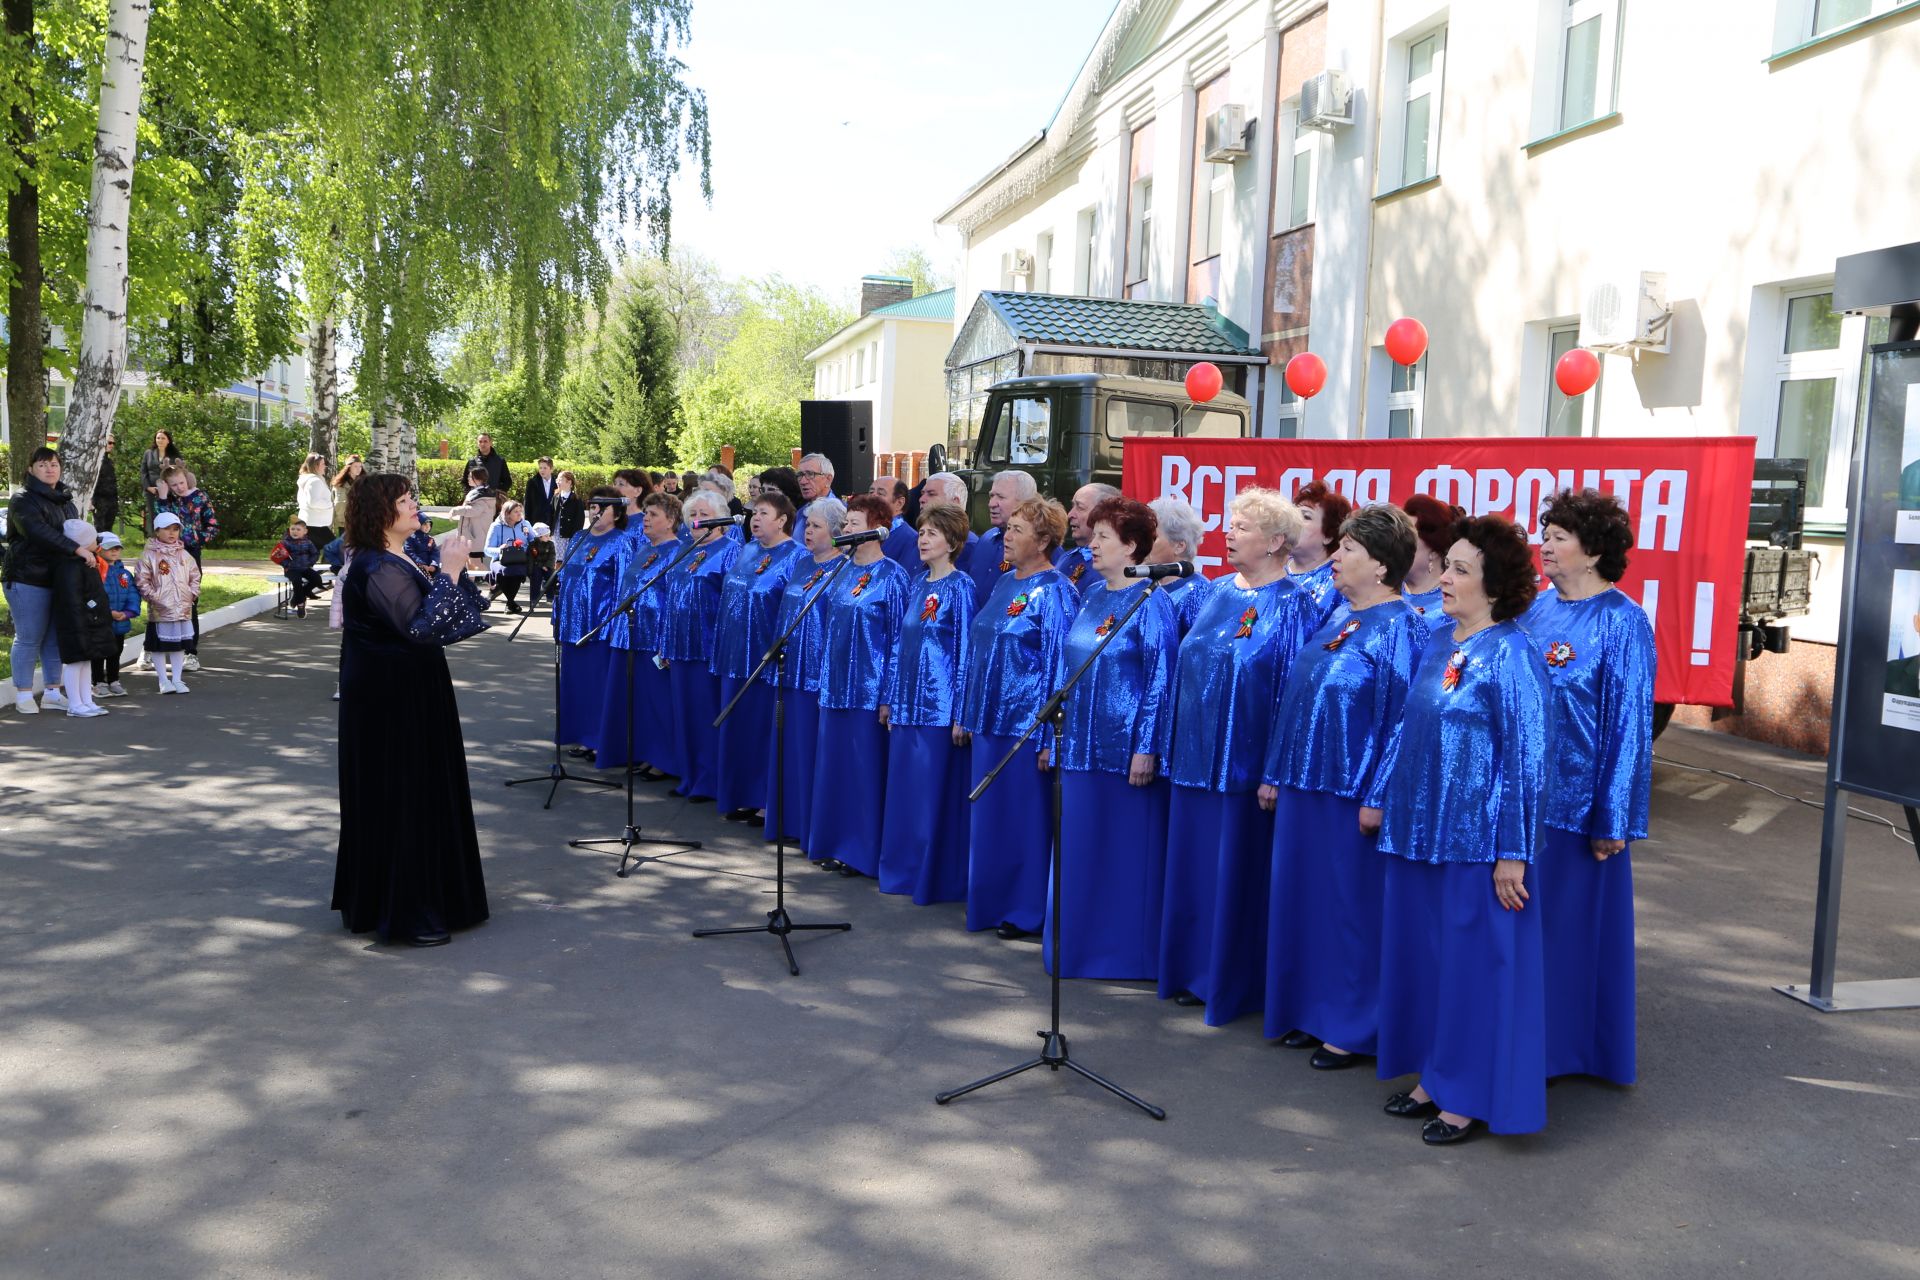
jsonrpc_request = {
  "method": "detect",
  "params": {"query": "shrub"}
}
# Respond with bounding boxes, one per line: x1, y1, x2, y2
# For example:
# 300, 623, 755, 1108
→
111, 390, 309, 540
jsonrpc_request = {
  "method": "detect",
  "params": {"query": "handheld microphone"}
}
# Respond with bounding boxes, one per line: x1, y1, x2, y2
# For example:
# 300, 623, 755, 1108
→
692, 514, 744, 529
832, 528, 885, 547
1123, 560, 1196, 581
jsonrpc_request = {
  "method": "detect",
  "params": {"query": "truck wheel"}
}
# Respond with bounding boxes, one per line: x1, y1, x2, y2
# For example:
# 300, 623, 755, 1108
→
1652, 702, 1674, 740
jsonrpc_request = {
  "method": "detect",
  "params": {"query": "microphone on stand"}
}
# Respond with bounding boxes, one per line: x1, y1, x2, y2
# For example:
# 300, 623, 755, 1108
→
693, 514, 745, 529
832, 528, 885, 547
1123, 560, 1197, 581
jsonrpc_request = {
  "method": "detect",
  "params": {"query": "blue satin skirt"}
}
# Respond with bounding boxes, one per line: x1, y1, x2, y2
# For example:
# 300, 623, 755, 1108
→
1044, 769, 1169, 981
593, 645, 671, 769
764, 688, 819, 847
668, 660, 721, 800
807, 706, 888, 876
1157, 785, 1274, 1026
878, 725, 970, 904
1376, 855, 1547, 1135
633, 653, 679, 776
1264, 787, 1385, 1051
557, 641, 614, 751
1537, 826, 1637, 1084
965, 732, 1051, 933
714, 675, 774, 813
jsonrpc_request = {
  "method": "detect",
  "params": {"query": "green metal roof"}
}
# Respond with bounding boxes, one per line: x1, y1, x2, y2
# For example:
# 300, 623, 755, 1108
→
959, 291, 1262, 362
869, 287, 955, 322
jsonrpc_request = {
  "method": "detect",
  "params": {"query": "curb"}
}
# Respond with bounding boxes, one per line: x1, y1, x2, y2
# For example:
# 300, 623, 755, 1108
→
2, 587, 281, 701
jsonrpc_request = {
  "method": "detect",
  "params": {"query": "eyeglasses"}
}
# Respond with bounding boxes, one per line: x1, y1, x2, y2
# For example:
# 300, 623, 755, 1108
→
799, 470, 827, 481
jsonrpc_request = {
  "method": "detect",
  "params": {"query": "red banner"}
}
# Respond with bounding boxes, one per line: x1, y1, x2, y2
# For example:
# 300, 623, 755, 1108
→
1122, 436, 1757, 707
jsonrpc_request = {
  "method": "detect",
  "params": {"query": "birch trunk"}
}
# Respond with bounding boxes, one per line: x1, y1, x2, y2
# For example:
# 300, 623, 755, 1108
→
57, 0, 151, 516
307, 314, 339, 460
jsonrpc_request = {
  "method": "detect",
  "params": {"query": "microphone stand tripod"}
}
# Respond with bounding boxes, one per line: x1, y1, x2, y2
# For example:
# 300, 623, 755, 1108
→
571, 534, 713, 876
504, 531, 619, 808
692, 552, 854, 975
936, 576, 1167, 1119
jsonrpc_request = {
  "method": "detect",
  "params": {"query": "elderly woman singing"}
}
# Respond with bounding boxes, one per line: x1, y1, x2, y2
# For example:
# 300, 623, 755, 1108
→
660, 489, 742, 802
764, 497, 848, 848
711, 490, 806, 822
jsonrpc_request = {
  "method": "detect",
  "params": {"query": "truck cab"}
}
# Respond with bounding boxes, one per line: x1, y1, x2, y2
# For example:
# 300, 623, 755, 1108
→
931, 373, 1252, 528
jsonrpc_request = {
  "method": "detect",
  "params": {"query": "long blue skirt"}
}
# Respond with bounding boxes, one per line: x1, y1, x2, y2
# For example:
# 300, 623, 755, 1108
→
764, 688, 819, 847
633, 653, 679, 776
668, 661, 722, 800
1376, 856, 1547, 1135
877, 725, 970, 904
714, 675, 774, 813
966, 732, 1051, 933
1157, 785, 1274, 1026
806, 706, 889, 875
593, 646, 672, 770
557, 641, 614, 751
1537, 826, 1637, 1084
1264, 787, 1386, 1050
1044, 769, 1168, 981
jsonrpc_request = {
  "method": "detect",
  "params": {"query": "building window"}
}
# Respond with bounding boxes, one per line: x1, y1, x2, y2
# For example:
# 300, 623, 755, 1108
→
1075, 206, 1098, 294
1544, 0, 1622, 133
1401, 29, 1446, 187
1275, 103, 1316, 230
1545, 324, 1598, 435
1764, 288, 1887, 517
1034, 231, 1053, 293
1795, 0, 1910, 39
1125, 121, 1154, 298
1386, 356, 1425, 439
46, 383, 67, 437
1188, 73, 1229, 303
1274, 381, 1302, 438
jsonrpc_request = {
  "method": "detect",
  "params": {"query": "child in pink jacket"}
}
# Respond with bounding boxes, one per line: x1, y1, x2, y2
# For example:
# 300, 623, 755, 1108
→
135, 512, 202, 693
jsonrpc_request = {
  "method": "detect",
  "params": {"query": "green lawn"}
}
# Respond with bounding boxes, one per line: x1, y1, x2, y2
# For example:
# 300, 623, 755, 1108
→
0, 571, 273, 684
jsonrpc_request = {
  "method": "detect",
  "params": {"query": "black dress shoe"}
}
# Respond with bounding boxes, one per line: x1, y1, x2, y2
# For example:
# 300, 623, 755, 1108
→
406, 931, 451, 948
631, 765, 668, 782
1280, 1029, 1321, 1050
1421, 1117, 1480, 1145
1310, 1047, 1366, 1071
817, 858, 843, 872
1383, 1092, 1441, 1119
995, 923, 1033, 940
722, 808, 755, 822
1172, 992, 1204, 1007
746, 812, 766, 828
836, 864, 860, 877
688, 794, 714, 805
567, 746, 593, 759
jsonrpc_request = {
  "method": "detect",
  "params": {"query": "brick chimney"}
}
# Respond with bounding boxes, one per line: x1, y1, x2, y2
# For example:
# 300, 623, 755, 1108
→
860, 274, 915, 316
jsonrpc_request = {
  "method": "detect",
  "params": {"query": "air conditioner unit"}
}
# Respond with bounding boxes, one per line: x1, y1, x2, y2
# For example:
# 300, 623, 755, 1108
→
1579, 271, 1672, 353
1299, 70, 1353, 131
1203, 104, 1249, 163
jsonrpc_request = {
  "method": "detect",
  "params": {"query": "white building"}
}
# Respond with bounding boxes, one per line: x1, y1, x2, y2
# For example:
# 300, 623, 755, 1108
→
806, 276, 956, 459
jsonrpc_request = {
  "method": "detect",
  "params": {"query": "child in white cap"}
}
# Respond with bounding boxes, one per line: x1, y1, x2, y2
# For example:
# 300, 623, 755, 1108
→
52, 518, 117, 716
527, 521, 556, 604
135, 512, 202, 693
94, 531, 140, 696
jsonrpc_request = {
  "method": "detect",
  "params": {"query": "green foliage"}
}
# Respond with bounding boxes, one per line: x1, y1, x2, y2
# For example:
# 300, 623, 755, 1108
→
112, 389, 308, 540
446, 372, 559, 463
551, 282, 679, 464
881, 246, 951, 298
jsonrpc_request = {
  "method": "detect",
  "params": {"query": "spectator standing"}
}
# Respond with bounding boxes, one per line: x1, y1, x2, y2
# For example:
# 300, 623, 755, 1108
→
155, 464, 220, 661
524, 456, 560, 528
451, 465, 498, 549
5, 447, 87, 713
551, 469, 585, 565
467, 434, 512, 496
94, 435, 121, 535
94, 531, 140, 696
331, 455, 365, 511
135, 512, 202, 693
139, 430, 181, 531
297, 452, 336, 543
51, 518, 116, 716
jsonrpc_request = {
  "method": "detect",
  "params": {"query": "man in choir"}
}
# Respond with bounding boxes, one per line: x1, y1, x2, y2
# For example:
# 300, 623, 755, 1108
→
793, 453, 836, 543
961, 470, 1036, 605
1056, 482, 1119, 595
869, 476, 920, 567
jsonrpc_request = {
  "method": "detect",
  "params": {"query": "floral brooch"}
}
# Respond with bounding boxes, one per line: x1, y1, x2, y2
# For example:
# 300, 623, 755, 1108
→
1234, 605, 1257, 639
1069, 560, 1086, 583
1094, 613, 1117, 638
1006, 592, 1031, 618
998, 557, 1012, 572
584, 545, 598, 562
755, 555, 772, 575
1545, 641, 1576, 668
920, 594, 940, 622
851, 570, 874, 598
157, 560, 172, 576
802, 567, 827, 590
686, 550, 707, 573
1441, 648, 1466, 692
1323, 618, 1362, 651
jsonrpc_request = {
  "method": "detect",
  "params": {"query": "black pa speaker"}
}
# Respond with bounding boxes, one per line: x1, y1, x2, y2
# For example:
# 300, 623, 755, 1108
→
799, 400, 874, 496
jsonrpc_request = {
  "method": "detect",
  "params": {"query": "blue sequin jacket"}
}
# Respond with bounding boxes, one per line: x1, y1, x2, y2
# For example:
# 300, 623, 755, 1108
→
552, 528, 625, 645
660, 534, 741, 664
712, 539, 805, 681
886, 569, 976, 727
1263, 599, 1423, 807
1056, 580, 1178, 774
771, 553, 848, 691
1167, 576, 1313, 792
959, 567, 1076, 738
817, 554, 909, 711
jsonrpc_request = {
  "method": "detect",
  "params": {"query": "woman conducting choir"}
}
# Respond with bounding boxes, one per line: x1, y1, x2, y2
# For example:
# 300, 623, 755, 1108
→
1374, 515, 1551, 1144
808, 494, 910, 876
661, 489, 743, 802
877, 504, 977, 903
957, 497, 1076, 939
1287, 481, 1353, 631
711, 491, 804, 823
1521, 488, 1653, 1086
1049, 496, 1178, 979
553, 490, 628, 760
765, 497, 848, 847
597, 491, 686, 777
1147, 496, 1213, 634
1160, 488, 1312, 1025
332, 474, 490, 946
1399, 493, 1459, 637
1259, 505, 1425, 1067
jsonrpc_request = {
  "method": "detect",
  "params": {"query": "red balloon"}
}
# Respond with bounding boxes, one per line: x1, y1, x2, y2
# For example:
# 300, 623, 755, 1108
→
1554, 347, 1601, 397
1384, 317, 1428, 367
1184, 361, 1224, 403
1284, 352, 1328, 399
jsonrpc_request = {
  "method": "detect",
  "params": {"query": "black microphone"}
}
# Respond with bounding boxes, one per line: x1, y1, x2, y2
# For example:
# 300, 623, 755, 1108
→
1123, 560, 1196, 580
692, 514, 744, 529
832, 528, 885, 547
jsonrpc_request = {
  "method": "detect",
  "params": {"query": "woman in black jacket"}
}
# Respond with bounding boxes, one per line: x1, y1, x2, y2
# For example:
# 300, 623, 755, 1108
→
5, 447, 88, 714
51, 518, 117, 717
139, 430, 181, 531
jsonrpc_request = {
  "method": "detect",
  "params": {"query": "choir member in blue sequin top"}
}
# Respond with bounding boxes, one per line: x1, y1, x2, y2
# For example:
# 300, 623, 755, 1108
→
1057, 482, 1120, 599
1520, 489, 1654, 1087
1258, 506, 1424, 1066
808, 495, 910, 877
1399, 492, 1461, 639
1046, 497, 1178, 980
594, 494, 686, 771
878, 505, 977, 904
960, 470, 1034, 610
958, 496, 1076, 935
710, 492, 805, 821
660, 490, 743, 801
1159, 489, 1315, 1027
552, 492, 627, 754
1148, 497, 1214, 636
1374, 516, 1551, 1143
764, 497, 848, 847
1287, 481, 1353, 633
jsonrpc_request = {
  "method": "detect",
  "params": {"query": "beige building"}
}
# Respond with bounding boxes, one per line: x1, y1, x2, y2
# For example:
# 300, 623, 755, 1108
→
807, 277, 955, 458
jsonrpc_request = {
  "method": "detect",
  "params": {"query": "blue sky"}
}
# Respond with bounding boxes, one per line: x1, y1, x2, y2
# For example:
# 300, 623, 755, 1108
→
652, 0, 1118, 303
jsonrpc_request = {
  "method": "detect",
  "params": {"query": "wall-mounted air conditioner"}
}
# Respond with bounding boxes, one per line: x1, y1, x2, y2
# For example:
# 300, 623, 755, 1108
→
1203, 104, 1250, 163
1299, 71, 1353, 131
1579, 271, 1672, 353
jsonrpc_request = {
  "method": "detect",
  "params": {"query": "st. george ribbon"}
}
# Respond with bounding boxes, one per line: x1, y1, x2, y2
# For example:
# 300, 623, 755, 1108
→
692, 514, 744, 529
1123, 561, 1196, 580
832, 528, 885, 547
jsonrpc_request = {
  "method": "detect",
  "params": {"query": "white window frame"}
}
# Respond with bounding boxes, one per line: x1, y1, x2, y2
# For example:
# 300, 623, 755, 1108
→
1034, 231, 1053, 293
1075, 206, 1098, 295
1276, 102, 1316, 231
1402, 28, 1446, 187
1273, 380, 1303, 438
1544, 322, 1601, 436
1386, 356, 1426, 439
1531, 0, 1623, 138
1127, 176, 1153, 292
1764, 285, 1871, 522
1775, 0, 1907, 48
1378, 19, 1448, 195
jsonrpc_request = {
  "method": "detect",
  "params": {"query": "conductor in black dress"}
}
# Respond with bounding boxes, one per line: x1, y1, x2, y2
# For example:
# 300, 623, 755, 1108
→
332, 473, 492, 946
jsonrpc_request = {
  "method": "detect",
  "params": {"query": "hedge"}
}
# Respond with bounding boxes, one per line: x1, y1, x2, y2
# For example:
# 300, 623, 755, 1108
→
416, 459, 769, 505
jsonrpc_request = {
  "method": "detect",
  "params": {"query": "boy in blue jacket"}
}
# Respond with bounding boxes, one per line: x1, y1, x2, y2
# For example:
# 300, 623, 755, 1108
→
94, 532, 140, 696
279, 519, 325, 617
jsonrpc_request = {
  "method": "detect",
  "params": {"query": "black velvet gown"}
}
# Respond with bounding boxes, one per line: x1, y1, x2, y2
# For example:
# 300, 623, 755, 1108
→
332, 549, 492, 940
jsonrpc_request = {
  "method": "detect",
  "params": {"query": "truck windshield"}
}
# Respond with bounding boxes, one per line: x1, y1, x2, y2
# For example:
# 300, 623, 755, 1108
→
986, 396, 1051, 465
1105, 398, 1243, 440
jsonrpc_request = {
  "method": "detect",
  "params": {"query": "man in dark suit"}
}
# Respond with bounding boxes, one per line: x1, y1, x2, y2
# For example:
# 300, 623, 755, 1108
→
467, 434, 512, 496
1890, 606, 1920, 698
524, 456, 559, 527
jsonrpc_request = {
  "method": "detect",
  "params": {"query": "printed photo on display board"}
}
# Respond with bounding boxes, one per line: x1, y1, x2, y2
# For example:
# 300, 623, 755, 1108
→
1886, 569, 1920, 731
1899, 383, 1920, 545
